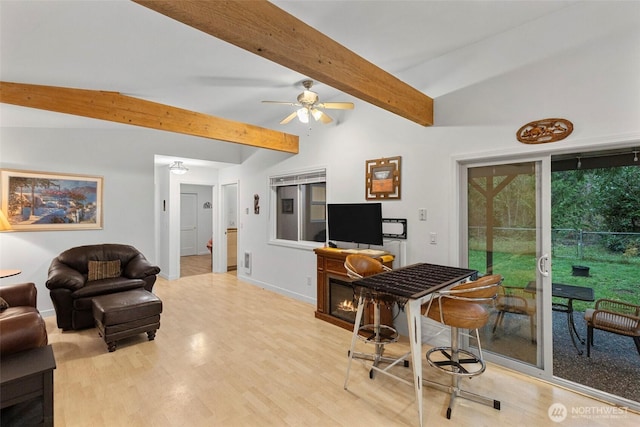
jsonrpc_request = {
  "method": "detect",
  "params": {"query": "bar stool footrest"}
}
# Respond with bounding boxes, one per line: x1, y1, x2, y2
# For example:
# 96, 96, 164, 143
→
426, 347, 486, 377
357, 324, 399, 344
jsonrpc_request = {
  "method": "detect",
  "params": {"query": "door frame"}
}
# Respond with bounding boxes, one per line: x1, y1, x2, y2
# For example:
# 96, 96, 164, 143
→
218, 181, 239, 273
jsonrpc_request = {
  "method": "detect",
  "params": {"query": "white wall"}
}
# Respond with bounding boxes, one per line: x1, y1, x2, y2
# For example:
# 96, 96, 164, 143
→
155, 161, 170, 280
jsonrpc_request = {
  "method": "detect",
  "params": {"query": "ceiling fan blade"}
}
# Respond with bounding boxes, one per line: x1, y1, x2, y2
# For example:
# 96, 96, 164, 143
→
317, 102, 354, 110
312, 109, 333, 124
280, 111, 298, 125
262, 100, 299, 107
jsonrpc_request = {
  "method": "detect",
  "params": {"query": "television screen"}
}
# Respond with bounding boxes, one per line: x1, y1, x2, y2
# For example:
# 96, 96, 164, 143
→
327, 203, 383, 246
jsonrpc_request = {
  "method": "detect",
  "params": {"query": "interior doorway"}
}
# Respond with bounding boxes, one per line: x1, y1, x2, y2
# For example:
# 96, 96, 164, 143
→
180, 184, 214, 278
222, 183, 238, 272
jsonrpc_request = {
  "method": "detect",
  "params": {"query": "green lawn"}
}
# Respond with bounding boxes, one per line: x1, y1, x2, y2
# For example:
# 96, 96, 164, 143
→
469, 243, 639, 312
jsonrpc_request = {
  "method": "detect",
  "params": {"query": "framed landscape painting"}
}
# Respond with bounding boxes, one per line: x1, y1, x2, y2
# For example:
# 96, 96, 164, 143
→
0, 169, 103, 231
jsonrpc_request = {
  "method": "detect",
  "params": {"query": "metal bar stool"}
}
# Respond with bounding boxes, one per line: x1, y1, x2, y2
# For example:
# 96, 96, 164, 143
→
344, 254, 407, 385
421, 274, 502, 419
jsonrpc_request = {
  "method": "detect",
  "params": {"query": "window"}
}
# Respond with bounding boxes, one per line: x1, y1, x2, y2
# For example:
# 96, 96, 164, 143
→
270, 169, 326, 244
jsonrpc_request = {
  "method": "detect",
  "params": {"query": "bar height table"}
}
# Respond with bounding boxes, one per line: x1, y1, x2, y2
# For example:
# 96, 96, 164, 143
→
344, 263, 477, 427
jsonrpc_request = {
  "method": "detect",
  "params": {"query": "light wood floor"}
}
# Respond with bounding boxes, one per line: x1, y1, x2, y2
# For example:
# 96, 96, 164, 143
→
45, 272, 640, 426
180, 254, 213, 277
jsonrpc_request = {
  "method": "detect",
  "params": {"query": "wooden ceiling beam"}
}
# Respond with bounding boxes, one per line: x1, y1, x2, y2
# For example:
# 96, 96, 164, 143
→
0, 81, 299, 154
132, 0, 434, 126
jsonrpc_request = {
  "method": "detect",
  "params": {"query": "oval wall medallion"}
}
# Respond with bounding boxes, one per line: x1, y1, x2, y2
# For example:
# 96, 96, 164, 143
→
516, 118, 573, 144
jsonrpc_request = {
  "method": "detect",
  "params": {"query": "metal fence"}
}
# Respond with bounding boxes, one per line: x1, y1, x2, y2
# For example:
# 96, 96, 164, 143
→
552, 229, 640, 259
468, 226, 536, 253
469, 227, 640, 260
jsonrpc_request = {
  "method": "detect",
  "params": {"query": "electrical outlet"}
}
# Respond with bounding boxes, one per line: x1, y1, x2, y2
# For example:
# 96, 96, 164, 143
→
306, 276, 312, 286
419, 208, 427, 221
430, 232, 437, 244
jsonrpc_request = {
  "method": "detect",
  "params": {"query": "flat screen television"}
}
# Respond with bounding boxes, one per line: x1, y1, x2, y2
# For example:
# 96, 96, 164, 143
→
327, 203, 383, 246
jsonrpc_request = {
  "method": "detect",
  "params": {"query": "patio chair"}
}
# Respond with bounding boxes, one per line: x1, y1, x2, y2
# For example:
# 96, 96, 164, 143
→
584, 298, 640, 358
492, 283, 537, 343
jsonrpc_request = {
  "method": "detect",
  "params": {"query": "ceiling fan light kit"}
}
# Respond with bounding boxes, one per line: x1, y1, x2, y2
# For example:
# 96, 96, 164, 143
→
297, 107, 310, 124
263, 80, 354, 125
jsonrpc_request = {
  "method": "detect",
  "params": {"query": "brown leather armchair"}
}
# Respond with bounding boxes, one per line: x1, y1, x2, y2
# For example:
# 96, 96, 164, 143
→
46, 244, 160, 330
0, 282, 48, 356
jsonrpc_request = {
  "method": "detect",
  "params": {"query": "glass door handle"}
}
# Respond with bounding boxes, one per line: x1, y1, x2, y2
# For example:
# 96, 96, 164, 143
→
537, 253, 550, 277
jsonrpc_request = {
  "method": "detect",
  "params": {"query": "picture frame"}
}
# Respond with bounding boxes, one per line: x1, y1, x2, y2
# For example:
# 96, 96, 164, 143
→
365, 156, 402, 200
282, 198, 294, 214
0, 169, 103, 231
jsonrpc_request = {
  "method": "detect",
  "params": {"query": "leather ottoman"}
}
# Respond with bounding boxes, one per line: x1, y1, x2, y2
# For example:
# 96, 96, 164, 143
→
92, 289, 162, 352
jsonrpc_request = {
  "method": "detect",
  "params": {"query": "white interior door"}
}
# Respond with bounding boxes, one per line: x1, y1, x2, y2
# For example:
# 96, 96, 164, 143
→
180, 193, 197, 256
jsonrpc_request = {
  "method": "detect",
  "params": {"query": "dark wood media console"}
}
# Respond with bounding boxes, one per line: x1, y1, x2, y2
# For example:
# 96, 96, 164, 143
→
314, 247, 394, 331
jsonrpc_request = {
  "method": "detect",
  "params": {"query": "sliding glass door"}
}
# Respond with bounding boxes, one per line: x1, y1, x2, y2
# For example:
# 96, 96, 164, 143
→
462, 158, 551, 373
461, 150, 639, 410
550, 150, 640, 407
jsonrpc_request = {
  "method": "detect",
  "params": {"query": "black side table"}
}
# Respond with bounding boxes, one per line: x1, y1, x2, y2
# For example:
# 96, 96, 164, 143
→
1, 345, 56, 427
551, 283, 595, 355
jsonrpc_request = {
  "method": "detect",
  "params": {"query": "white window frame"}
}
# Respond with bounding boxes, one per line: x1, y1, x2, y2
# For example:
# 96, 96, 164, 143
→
269, 168, 327, 249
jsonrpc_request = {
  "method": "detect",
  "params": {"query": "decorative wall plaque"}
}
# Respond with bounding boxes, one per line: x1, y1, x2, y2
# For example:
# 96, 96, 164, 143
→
516, 118, 573, 144
366, 156, 401, 200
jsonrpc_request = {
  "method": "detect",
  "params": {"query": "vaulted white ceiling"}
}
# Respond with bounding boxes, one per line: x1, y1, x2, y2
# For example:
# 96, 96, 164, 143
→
1, 1, 635, 132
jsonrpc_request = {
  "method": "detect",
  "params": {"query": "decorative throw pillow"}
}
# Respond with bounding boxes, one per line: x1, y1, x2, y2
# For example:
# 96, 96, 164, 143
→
87, 260, 121, 281
0, 296, 9, 311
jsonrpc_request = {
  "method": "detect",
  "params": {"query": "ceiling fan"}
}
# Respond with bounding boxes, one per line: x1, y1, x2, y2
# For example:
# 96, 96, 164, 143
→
262, 80, 354, 125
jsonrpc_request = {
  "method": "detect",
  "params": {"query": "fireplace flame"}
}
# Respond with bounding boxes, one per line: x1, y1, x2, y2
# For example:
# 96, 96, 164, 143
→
338, 299, 356, 312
